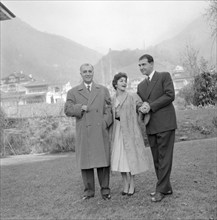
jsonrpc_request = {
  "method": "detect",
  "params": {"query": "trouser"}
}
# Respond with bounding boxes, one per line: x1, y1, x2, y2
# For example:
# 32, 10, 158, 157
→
81, 166, 110, 197
148, 130, 175, 194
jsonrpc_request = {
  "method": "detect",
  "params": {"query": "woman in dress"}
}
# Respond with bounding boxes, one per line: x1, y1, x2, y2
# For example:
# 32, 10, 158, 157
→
110, 72, 149, 196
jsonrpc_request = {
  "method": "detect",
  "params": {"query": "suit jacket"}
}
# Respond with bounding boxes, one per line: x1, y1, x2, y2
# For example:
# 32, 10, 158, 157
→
137, 71, 177, 135
64, 82, 113, 169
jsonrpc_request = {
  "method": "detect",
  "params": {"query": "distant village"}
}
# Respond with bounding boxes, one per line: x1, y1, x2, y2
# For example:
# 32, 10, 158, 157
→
0, 65, 192, 109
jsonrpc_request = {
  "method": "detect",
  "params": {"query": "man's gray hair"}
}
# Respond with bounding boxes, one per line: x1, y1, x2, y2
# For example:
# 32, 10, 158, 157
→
80, 63, 94, 72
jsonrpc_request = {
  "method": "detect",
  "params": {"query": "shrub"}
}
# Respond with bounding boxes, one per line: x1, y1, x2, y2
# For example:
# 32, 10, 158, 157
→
43, 129, 75, 153
177, 71, 217, 107
0, 108, 6, 154
2, 116, 76, 155
177, 83, 194, 106
193, 72, 216, 106
212, 116, 217, 128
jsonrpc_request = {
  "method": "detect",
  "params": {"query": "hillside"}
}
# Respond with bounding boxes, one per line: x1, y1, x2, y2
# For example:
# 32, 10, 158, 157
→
1, 16, 215, 85
93, 49, 174, 84
1, 18, 102, 85
94, 16, 216, 84
146, 16, 216, 66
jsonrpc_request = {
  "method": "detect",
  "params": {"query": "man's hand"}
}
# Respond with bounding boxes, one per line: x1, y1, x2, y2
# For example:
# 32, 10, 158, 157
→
139, 102, 150, 114
81, 105, 88, 112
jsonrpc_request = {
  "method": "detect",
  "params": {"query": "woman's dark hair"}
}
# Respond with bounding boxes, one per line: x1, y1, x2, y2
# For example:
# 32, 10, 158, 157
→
112, 72, 128, 90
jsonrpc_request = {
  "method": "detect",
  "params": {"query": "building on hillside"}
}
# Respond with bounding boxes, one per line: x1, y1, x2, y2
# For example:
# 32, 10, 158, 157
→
0, 2, 15, 21
0, 73, 72, 107
46, 82, 72, 104
129, 78, 143, 92
0, 72, 35, 93
172, 65, 193, 94
23, 81, 48, 104
0, 91, 26, 107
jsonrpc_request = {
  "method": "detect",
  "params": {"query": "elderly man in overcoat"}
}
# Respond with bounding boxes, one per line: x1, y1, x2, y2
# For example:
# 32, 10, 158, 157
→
64, 63, 113, 200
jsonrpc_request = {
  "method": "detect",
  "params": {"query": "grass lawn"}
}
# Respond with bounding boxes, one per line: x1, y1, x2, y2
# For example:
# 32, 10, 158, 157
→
1, 138, 216, 220
175, 107, 217, 142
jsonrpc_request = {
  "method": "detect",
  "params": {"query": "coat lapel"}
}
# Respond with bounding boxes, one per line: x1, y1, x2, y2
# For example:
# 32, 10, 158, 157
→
117, 92, 128, 108
87, 82, 100, 106
139, 79, 148, 100
77, 83, 89, 100
145, 71, 159, 99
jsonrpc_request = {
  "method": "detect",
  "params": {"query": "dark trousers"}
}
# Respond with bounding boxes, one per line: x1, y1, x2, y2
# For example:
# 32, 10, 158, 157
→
148, 130, 175, 194
81, 166, 110, 197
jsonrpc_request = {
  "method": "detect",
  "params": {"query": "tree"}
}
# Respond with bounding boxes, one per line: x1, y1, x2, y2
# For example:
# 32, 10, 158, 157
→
205, 0, 217, 39
180, 42, 200, 77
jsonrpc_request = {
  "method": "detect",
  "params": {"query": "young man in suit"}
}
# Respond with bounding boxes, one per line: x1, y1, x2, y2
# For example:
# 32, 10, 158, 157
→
137, 54, 177, 202
64, 63, 113, 200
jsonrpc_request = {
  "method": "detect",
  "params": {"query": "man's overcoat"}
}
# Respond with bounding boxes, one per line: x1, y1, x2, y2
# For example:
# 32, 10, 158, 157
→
64, 82, 113, 169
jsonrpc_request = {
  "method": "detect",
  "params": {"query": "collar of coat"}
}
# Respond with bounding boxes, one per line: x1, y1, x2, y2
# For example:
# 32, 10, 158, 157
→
77, 82, 101, 106
141, 71, 159, 100
114, 91, 128, 109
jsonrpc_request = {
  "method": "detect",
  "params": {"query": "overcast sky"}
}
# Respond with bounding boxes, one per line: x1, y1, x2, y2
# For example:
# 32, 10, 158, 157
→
3, 1, 208, 54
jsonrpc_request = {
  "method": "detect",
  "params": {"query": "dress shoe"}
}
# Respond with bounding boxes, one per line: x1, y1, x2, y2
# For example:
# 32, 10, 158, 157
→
102, 194, 111, 200
151, 192, 165, 202
121, 191, 128, 196
150, 190, 173, 197
128, 188, 135, 196
82, 195, 94, 200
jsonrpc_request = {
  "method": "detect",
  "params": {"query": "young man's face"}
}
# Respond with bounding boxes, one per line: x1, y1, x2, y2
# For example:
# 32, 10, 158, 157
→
138, 58, 154, 76
80, 65, 94, 84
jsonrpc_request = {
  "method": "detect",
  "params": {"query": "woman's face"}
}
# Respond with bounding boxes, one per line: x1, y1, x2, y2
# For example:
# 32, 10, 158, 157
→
116, 77, 127, 91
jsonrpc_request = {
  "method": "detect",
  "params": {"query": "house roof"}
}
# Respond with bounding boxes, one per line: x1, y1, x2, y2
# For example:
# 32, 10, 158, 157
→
0, 2, 15, 21
1, 73, 34, 85
23, 82, 49, 87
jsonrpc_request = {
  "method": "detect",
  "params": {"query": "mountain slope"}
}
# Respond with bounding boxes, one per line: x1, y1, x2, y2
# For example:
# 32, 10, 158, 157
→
94, 16, 216, 84
1, 18, 102, 85
146, 16, 216, 65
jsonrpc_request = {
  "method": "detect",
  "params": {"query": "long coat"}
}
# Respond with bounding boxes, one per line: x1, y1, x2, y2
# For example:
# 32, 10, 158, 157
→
137, 71, 177, 134
64, 82, 113, 169
110, 92, 149, 175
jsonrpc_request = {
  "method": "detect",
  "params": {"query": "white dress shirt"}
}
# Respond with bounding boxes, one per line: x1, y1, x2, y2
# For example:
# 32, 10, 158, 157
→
148, 70, 155, 81
84, 82, 92, 91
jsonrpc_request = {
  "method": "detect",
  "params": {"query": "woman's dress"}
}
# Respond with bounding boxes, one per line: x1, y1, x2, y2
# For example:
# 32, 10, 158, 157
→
111, 93, 149, 174
111, 98, 130, 172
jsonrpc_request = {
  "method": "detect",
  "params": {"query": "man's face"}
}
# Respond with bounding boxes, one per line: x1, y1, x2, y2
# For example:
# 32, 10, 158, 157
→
138, 58, 154, 76
80, 65, 94, 84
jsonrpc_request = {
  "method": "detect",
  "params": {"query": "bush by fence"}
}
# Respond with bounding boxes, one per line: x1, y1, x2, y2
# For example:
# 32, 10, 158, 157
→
177, 71, 217, 107
1, 116, 76, 156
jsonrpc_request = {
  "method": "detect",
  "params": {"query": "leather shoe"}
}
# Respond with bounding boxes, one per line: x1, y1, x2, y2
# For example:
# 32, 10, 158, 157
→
150, 190, 173, 197
128, 188, 135, 196
82, 195, 94, 200
151, 192, 165, 202
102, 194, 111, 200
121, 191, 128, 196
128, 191, 135, 196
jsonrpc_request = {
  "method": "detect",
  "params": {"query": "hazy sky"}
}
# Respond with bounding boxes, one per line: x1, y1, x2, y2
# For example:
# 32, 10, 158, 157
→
3, 1, 208, 54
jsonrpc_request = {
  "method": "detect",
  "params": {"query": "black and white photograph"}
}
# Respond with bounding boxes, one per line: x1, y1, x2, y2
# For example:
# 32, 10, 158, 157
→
0, 1, 216, 219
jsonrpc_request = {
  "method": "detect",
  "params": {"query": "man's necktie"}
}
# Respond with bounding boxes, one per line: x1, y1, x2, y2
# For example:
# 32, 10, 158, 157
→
147, 76, 150, 85
87, 85, 91, 92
